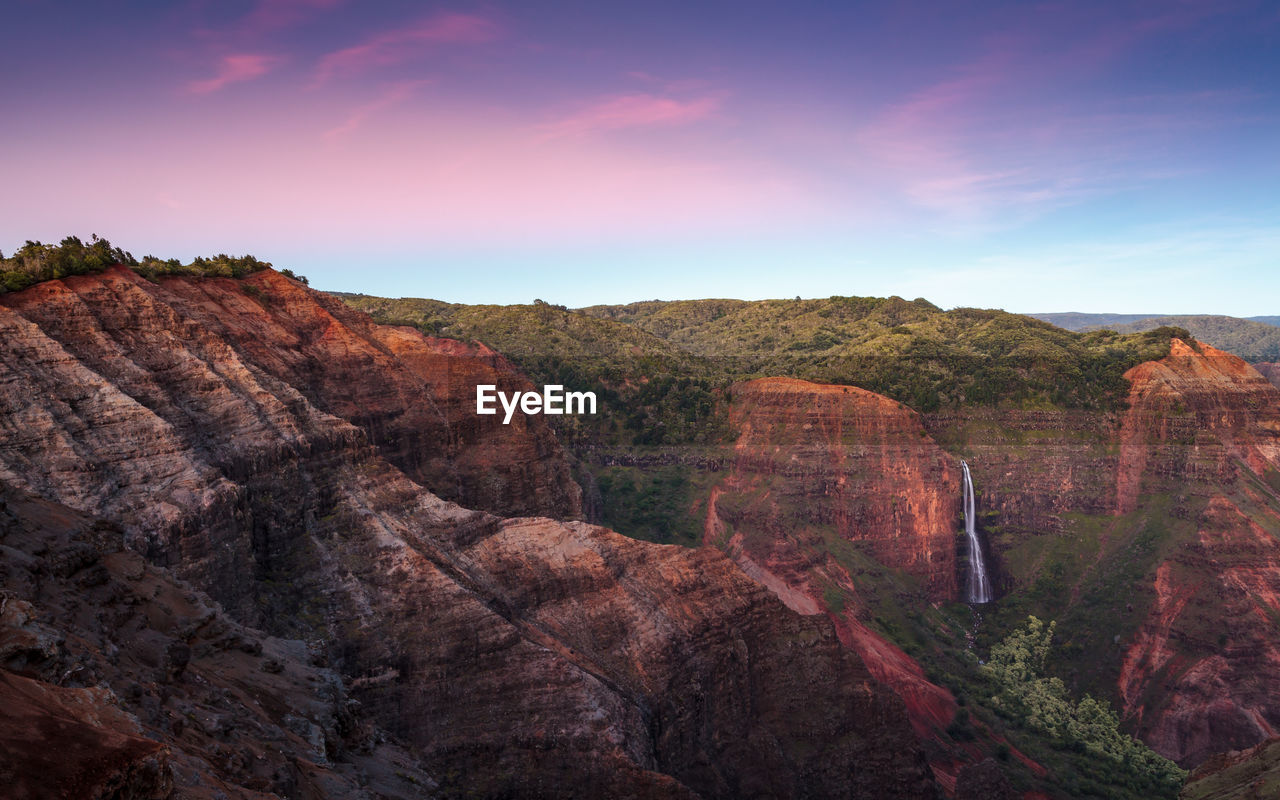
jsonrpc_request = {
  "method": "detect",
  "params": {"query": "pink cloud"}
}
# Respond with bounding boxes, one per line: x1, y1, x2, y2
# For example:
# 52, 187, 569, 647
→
323, 80, 432, 140
185, 53, 278, 94
237, 0, 343, 36
312, 13, 500, 85
540, 94, 721, 138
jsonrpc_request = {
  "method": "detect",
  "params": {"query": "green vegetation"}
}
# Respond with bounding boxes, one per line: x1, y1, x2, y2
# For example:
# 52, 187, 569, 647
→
1106, 315, 1280, 362
1, 234, 299, 293
975, 490, 1203, 706
590, 464, 719, 546
821, 584, 847, 613
1180, 737, 1280, 800
343, 294, 1194, 445
840, 592, 1190, 799
339, 294, 734, 447
983, 617, 1185, 797
1, 235, 136, 290
1038, 312, 1280, 362
582, 297, 1188, 412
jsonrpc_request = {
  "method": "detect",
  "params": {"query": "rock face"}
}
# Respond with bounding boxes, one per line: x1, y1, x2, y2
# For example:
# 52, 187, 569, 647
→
706, 377, 960, 780
714, 377, 959, 601
0, 269, 940, 798
0, 487, 437, 800
923, 406, 1120, 544
1114, 341, 1280, 766
0, 670, 174, 800
1253, 361, 1280, 390
1116, 340, 1280, 515
700, 345, 1280, 771
0, 266, 580, 523
919, 341, 1280, 767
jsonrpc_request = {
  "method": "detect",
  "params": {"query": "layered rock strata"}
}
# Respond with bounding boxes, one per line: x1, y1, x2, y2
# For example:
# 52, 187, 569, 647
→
705, 377, 961, 783
1114, 342, 1280, 765
0, 269, 940, 798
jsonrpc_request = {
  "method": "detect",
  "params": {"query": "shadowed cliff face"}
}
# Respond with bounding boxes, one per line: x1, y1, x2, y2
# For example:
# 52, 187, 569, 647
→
0, 488, 438, 800
1253, 362, 1280, 390
0, 269, 941, 799
705, 377, 962, 786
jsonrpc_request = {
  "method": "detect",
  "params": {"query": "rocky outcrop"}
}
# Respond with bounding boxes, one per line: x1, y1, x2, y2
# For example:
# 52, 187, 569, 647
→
1116, 340, 1280, 516
1253, 361, 1280, 390
0, 270, 940, 798
0, 670, 173, 800
0, 487, 436, 799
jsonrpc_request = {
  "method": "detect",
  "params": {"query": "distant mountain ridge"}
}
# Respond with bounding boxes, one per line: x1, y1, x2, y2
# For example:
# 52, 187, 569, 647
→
1034, 313, 1280, 332
1032, 313, 1280, 362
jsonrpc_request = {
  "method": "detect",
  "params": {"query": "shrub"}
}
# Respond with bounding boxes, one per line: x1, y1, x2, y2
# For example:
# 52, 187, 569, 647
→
983, 617, 1185, 794
0, 234, 279, 292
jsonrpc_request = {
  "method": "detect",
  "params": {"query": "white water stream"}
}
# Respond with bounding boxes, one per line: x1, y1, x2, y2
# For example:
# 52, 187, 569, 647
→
961, 460, 992, 604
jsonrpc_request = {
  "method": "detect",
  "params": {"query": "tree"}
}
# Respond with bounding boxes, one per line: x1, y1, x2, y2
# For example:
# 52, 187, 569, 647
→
982, 616, 1185, 793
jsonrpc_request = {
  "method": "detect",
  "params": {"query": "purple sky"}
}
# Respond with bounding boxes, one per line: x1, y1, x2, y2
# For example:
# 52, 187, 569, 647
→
2, 1, 1278, 312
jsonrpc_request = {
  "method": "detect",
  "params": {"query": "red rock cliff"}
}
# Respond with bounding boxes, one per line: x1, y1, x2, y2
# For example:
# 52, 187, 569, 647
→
706, 377, 962, 785
715, 377, 959, 599
703, 345, 1280, 773
920, 341, 1280, 767
1114, 341, 1280, 766
0, 266, 581, 523
0, 270, 941, 798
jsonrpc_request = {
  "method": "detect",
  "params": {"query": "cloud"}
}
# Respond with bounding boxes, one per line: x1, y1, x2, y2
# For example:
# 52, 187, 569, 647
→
851, 46, 1028, 225
185, 53, 278, 94
241, 0, 343, 34
323, 80, 431, 140
540, 94, 721, 138
312, 12, 500, 85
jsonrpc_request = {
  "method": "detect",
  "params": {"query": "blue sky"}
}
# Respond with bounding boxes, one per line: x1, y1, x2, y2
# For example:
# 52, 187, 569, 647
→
2, 1, 1277, 312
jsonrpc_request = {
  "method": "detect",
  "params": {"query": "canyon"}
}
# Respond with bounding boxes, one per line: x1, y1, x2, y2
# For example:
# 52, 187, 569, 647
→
695, 338, 1280, 780
0, 268, 939, 798
3, 264, 1279, 798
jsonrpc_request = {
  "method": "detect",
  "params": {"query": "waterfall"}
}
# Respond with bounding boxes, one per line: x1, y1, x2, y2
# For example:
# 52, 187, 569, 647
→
961, 460, 992, 604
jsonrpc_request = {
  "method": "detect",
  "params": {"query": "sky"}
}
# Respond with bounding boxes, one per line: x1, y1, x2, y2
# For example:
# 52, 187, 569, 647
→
1, 0, 1278, 313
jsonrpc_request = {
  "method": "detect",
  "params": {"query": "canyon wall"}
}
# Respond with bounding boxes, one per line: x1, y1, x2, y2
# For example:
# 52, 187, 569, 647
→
924, 342, 1280, 766
705, 377, 964, 786
714, 377, 959, 600
700, 344, 1280, 772
0, 269, 939, 798
0, 487, 436, 799
1113, 341, 1280, 766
